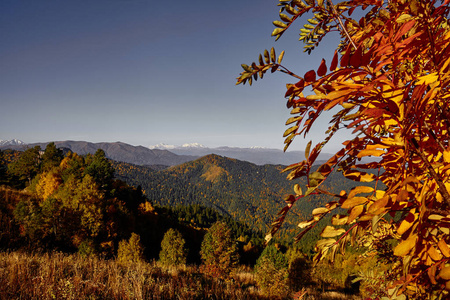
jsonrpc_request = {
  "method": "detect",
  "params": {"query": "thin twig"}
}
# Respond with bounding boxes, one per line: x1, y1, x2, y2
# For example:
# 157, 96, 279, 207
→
327, 0, 357, 50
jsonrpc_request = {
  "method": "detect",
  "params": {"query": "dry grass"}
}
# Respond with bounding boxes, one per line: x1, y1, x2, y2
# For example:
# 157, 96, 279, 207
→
0, 251, 364, 300
0, 251, 265, 300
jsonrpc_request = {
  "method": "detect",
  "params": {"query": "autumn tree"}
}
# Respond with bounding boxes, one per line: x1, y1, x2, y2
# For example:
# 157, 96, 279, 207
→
117, 232, 144, 264
237, 0, 450, 297
159, 228, 188, 266
200, 221, 239, 278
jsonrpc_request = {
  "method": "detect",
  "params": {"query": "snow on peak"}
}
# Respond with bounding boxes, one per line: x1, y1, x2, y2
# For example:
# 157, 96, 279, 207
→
180, 143, 205, 148
148, 143, 176, 150
0, 139, 26, 146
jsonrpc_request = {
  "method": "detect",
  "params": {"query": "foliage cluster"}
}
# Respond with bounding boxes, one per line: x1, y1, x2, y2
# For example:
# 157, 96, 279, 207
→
117, 232, 144, 265
237, 0, 450, 297
254, 245, 290, 299
159, 228, 187, 266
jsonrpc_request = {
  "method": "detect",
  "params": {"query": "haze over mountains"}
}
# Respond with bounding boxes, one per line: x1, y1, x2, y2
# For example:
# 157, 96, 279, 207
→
0, 140, 332, 166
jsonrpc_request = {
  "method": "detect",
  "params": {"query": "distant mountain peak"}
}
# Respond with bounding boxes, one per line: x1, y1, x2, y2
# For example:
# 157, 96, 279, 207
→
180, 143, 205, 148
0, 139, 26, 146
149, 142, 206, 150
149, 143, 176, 150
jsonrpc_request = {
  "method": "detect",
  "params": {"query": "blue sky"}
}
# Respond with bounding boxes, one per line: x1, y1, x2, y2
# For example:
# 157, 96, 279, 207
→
0, 0, 351, 152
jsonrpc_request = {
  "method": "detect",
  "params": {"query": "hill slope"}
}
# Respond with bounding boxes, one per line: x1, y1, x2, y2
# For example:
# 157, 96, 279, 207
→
113, 154, 357, 242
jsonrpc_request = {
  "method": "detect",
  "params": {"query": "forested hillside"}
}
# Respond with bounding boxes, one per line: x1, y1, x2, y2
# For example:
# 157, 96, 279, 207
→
0, 146, 266, 263
112, 154, 359, 247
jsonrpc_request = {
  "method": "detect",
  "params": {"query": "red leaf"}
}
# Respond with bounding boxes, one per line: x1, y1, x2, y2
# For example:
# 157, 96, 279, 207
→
350, 46, 363, 68
341, 48, 351, 67
317, 59, 327, 76
330, 50, 338, 71
304, 70, 316, 83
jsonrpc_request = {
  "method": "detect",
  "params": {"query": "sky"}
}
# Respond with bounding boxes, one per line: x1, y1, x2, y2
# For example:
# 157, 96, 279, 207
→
0, 0, 351, 152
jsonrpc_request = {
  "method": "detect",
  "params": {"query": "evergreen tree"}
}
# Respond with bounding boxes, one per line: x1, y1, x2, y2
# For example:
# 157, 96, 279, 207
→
84, 149, 114, 191
8, 146, 41, 187
200, 221, 238, 278
159, 228, 187, 266
41, 142, 63, 172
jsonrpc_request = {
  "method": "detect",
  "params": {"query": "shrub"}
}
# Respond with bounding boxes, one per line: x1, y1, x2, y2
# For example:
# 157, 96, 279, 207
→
117, 232, 144, 264
254, 245, 290, 299
159, 228, 187, 266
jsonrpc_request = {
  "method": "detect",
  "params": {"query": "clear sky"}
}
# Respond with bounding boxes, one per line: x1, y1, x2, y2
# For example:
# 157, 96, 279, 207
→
0, 0, 351, 152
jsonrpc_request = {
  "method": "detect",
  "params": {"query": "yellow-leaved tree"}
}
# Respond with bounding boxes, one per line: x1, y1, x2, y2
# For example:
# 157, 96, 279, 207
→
237, 0, 450, 297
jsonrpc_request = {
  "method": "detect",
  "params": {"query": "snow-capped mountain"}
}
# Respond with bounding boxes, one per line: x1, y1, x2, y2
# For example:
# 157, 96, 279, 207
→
149, 143, 177, 150
0, 139, 26, 146
180, 143, 206, 148
149, 143, 206, 149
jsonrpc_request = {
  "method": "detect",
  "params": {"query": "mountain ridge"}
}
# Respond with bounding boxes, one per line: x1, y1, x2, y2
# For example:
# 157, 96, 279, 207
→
0, 140, 332, 166
0, 140, 196, 166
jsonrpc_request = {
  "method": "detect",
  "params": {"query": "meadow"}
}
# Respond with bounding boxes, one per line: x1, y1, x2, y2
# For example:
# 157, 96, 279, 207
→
0, 251, 362, 300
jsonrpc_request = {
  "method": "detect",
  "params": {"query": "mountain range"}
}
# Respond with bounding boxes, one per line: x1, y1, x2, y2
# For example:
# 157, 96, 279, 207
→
0, 140, 332, 167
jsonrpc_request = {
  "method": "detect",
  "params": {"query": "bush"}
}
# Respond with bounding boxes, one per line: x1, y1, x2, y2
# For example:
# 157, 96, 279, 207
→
254, 245, 290, 299
286, 247, 312, 291
117, 232, 144, 264
159, 228, 187, 266
200, 221, 239, 278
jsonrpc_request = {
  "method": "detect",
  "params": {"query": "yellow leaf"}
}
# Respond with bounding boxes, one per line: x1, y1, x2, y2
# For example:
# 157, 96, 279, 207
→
394, 234, 417, 257
312, 207, 329, 215
357, 149, 385, 158
428, 246, 443, 261
347, 205, 364, 223
439, 266, 450, 280
416, 73, 439, 85
368, 196, 389, 214
444, 149, 450, 163
321, 226, 346, 238
438, 240, 450, 258
397, 210, 418, 235
332, 215, 348, 225
396, 14, 413, 23
298, 219, 315, 228
342, 197, 367, 209
360, 173, 376, 182
348, 186, 374, 198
